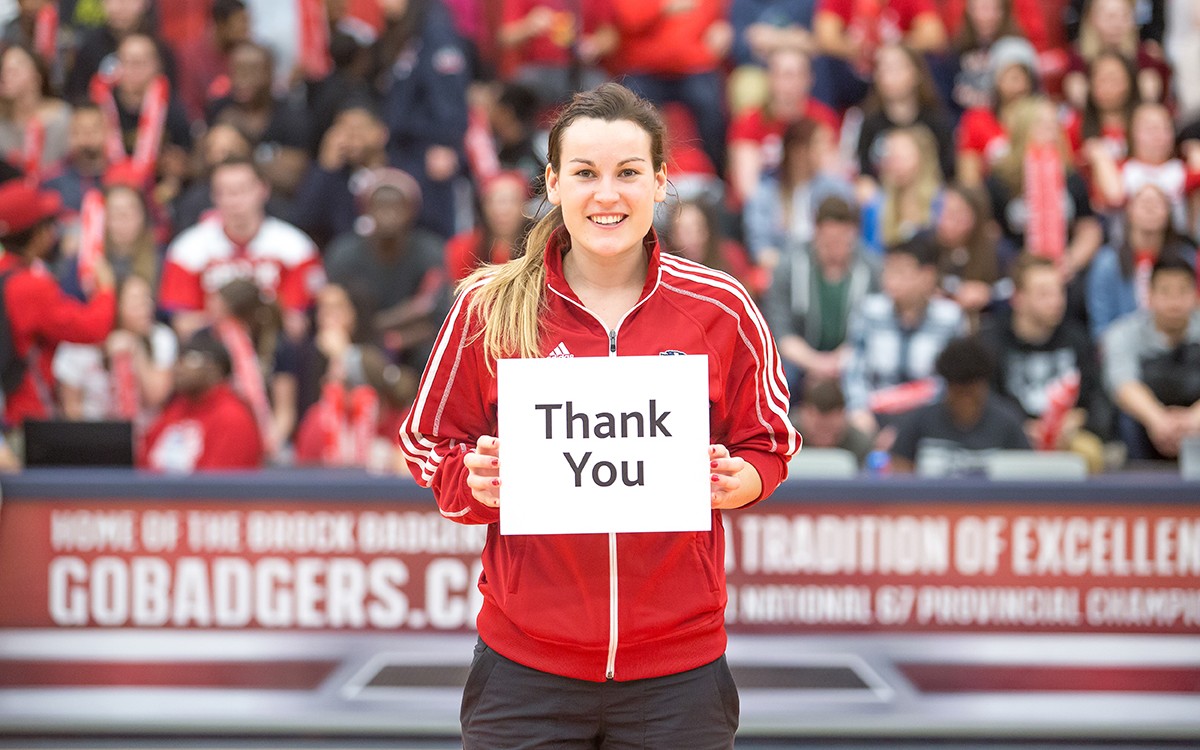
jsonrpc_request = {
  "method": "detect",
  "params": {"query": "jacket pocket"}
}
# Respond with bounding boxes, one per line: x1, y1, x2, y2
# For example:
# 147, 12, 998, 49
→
505, 537, 527, 594
693, 532, 722, 595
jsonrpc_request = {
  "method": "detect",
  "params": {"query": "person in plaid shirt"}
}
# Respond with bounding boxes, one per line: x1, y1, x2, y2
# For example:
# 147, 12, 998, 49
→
842, 235, 966, 445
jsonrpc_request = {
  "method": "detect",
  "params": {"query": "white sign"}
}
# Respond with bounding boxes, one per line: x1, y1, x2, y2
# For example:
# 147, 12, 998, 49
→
496, 355, 711, 535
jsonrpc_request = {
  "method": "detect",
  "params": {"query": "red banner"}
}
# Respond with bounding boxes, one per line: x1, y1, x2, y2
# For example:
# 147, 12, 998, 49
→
1, 500, 1197, 634
724, 503, 1200, 634
0, 500, 484, 631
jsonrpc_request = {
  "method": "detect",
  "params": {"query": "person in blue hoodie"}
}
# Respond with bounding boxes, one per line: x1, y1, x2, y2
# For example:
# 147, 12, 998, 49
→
373, 0, 470, 239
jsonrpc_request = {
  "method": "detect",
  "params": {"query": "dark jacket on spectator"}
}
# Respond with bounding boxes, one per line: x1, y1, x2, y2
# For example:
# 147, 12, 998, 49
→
376, 0, 469, 237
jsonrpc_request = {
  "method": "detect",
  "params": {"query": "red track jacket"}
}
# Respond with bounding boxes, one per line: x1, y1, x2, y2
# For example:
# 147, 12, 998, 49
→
398, 229, 799, 682
3, 258, 115, 426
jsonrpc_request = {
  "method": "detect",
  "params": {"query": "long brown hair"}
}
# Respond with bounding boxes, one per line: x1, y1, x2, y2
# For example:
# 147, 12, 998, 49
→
939, 182, 1000, 284
664, 198, 729, 274
1080, 50, 1136, 142
0, 43, 53, 120
954, 0, 1021, 52
865, 43, 943, 116
469, 171, 534, 268
1117, 184, 1189, 279
775, 117, 822, 237
460, 83, 667, 366
103, 184, 159, 286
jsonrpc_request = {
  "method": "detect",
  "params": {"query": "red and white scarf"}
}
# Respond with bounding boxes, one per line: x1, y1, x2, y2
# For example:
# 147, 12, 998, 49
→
464, 103, 500, 183
34, 4, 59, 64
319, 381, 345, 464
20, 116, 45, 183
1037, 369, 1080, 451
317, 380, 379, 466
217, 318, 274, 454
868, 377, 940, 415
1133, 248, 1156, 310
1023, 143, 1066, 263
109, 346, 140, 420
850, 0, 883, 74
348, 384, 379, 465
77, 189, 105, 295
89, 72, 170, 185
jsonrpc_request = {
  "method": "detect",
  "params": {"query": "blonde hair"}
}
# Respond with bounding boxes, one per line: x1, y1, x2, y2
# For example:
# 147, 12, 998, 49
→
1078, 0, 1137, 62
993, 96, 1073, 192
459, 83, 667, 367
881, 125, 942, 247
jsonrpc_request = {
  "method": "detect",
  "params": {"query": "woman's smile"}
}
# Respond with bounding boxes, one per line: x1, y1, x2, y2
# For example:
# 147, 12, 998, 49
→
546, 117, 668, 262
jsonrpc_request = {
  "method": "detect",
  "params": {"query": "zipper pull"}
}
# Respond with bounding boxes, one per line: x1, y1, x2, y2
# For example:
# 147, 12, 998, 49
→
609, 330, 616, 354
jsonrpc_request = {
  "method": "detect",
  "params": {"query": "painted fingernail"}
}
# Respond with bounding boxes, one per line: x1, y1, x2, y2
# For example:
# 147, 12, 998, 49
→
711, 474, 719, 482
491, 459, 499, 467
710, 461, 718, 468
492, 479, 500, 486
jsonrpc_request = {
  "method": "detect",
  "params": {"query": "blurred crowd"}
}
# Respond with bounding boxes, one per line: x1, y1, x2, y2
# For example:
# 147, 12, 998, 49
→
0, 0, 1198, 476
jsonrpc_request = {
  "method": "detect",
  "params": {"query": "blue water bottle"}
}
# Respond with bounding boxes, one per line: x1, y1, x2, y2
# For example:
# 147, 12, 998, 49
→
866, 450, 891, 477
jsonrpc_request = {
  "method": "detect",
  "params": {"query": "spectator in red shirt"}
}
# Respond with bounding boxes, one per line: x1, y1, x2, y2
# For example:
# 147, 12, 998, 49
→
294, 283, 416, 470
955, 35, 1038, 186
0, 180, 116, 428
445, 170, 532, 283
726, 46, 841, 208
497, 0, 617, 108
139, 330, 264, 472
158, 156, 325, 344
609, 0, 732, 177
726, 0, 819, 118
812, 0, 947, 111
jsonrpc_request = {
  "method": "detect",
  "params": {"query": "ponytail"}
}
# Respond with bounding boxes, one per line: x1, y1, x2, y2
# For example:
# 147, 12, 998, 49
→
459, 207, 562, 368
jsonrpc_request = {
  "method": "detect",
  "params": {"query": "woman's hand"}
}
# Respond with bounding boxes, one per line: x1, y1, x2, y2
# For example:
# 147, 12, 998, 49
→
710, 444, 760, 510
465, 435, 501, 507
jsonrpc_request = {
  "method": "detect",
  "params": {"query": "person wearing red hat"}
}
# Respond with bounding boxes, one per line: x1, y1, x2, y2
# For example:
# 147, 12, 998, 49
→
0, 180, 116, 429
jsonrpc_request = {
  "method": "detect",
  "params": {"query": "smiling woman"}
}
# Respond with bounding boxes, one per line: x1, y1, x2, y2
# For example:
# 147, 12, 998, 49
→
397, 83, 800, 749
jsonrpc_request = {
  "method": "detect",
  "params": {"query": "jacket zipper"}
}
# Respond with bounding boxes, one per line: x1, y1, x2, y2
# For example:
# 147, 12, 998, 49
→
546, 285, 659, 681
605, 531, 618, 679
605, 327, 618, 678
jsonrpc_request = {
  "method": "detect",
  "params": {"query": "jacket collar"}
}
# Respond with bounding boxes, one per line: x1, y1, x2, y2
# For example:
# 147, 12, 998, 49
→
543, 224, 664, 309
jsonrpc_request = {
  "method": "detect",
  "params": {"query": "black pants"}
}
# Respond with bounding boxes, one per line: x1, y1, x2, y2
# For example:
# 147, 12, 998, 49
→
461, 640, 739, 750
